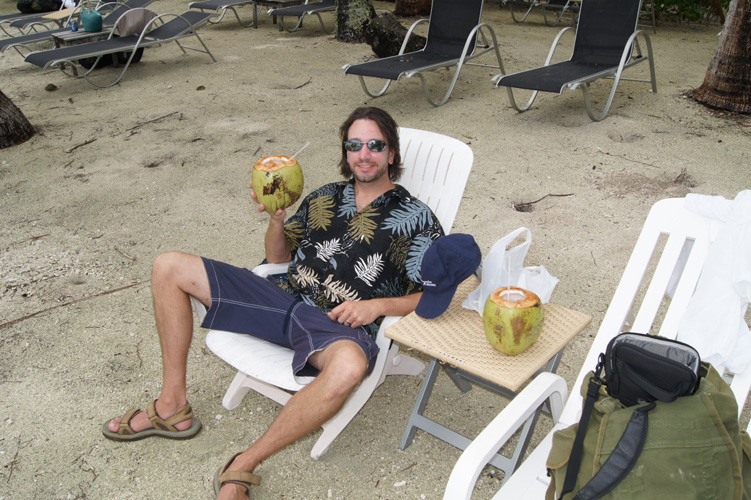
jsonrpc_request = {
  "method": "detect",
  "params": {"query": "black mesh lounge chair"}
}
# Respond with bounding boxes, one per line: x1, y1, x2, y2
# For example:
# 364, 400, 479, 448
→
267, 0, 335, 33
502, 0, 579, 26
188, 0, 303, 28
493, 0, 656, 121
0, 0, 154, 56
342, 0, 505, 107
0, 4, 73, 36
24, 9, 215, 87
639, 0, 656, 33
1, 12, 54, 36
6, 5, 77, 34
188, 0, 257, 27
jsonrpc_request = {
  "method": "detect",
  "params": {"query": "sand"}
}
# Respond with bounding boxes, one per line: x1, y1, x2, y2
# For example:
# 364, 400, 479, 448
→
1, 0, 749, 498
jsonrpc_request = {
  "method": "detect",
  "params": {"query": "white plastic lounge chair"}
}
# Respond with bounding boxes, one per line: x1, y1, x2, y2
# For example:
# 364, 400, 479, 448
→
24, 9, 216, 88
0, 0, 154, 57
493, 0, 657, 121
342, 0, 505, 107
191, 127, 474, 460
267, 0, 335, 33
443, 196, 751, 499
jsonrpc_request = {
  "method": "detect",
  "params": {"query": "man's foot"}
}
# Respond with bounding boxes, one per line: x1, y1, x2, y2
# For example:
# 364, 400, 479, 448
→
214, 453, 261, 500
102, 400, 202, 441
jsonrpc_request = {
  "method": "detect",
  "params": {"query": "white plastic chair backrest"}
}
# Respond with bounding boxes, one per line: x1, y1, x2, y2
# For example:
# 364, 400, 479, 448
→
115, 7, 157, 36
397, 127, 473, 234
558, 197, 750, 427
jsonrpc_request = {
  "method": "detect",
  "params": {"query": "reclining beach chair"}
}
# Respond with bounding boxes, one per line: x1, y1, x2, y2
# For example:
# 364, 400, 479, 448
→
267, 0, 335, 33
190, 127, 474, 460
443, 196, 751, 499
0, 2, 76, 36
188, 0, 303, 28
6, 2, 85, 34
0, 0, 154, 57
24, 9, 215, 88
188, 0, 257, 27
640, 0, 656, 33
342, 0, 505, 107
493, 0, 656, 121
502, 0, 579, 26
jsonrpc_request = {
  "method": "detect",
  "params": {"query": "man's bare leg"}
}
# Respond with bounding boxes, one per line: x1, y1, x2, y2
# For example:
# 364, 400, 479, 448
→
106, 251, 211, 433
217, 340, 369, 500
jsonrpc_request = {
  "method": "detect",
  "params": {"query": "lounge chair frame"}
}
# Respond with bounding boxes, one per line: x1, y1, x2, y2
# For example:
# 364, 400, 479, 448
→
188, 0, 258, 28
494, 0, 656, 121
503, 0, 580, 27
188, 0, 303, 28
0, 0, 154, 57
24, 10, 215, 88
640, 0, 656, 33
267, 0, 335, 33
0, 2, 80, 37
342, 0, 505, 107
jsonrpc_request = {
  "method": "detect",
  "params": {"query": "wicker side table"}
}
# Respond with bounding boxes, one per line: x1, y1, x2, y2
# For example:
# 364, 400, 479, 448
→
386, 277, 592, 475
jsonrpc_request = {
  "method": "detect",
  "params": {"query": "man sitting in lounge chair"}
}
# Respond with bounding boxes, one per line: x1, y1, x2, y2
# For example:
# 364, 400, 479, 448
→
102, 106, 444, 499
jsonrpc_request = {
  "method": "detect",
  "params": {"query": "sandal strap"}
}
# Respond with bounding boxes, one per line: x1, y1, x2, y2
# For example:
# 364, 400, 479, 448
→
219, 470, 262, 489
116, 408, 142, 435
217, 452, 262, 495
146, 400, 194, 432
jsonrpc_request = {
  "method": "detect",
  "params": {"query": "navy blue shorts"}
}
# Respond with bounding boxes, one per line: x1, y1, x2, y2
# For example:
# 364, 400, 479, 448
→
200, 257, 379, 378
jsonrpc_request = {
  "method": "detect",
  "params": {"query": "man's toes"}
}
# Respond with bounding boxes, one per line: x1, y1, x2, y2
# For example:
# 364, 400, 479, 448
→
107, 417, 122, 432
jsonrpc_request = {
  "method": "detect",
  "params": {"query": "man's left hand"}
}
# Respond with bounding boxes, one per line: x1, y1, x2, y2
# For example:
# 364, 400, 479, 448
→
328, 301, 379, 328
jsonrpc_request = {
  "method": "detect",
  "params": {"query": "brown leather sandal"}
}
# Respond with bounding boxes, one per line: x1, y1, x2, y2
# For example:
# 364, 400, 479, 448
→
102, 400, 202, 441
214, 453, 262, 499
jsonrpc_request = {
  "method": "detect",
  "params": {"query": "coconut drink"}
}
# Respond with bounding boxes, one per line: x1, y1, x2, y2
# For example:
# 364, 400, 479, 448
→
252, 155, 304, 213
483, 286, 544, 355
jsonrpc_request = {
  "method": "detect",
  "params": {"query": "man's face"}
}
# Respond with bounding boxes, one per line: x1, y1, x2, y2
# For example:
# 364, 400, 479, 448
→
346, 118, 396, 186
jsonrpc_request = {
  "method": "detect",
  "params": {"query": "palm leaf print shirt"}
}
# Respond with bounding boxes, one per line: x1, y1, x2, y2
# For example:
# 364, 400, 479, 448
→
272, 181, 444, 338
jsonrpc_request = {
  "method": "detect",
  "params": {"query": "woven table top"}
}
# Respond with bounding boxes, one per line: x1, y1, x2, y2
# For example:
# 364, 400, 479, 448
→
386, 277, 592, 392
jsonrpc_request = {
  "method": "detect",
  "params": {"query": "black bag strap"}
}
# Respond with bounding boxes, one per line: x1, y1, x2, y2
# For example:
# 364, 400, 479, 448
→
572, 402, 655, 500
558, 375, 602, 500
558, 358, 656, 500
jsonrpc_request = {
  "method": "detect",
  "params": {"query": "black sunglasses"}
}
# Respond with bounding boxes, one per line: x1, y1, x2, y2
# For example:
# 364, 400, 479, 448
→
343, 139, 388, 153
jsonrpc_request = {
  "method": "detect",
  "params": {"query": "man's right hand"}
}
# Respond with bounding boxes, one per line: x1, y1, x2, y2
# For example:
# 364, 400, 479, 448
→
250, 181, 286, 219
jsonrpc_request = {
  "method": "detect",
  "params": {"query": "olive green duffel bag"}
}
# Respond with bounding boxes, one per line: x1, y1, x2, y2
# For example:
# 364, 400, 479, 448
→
546, 362, 751, 500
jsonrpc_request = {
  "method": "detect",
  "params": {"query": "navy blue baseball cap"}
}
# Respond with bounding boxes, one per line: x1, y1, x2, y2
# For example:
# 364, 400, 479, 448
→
415, 234, 482, 319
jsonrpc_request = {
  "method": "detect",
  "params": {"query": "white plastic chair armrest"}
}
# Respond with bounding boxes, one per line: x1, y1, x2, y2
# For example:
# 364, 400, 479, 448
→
376, 315, 401, 348
253, 261, 291, 277
443, 372, 569, 500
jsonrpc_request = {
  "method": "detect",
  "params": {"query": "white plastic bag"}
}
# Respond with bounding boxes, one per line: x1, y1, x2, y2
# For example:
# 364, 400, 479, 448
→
462, 227, 559, 317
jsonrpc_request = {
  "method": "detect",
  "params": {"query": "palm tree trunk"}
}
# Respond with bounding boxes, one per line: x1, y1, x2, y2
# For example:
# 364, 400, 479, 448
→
337, 0, 377, 42
0, 91, 35, 149
693, 0, 751, 113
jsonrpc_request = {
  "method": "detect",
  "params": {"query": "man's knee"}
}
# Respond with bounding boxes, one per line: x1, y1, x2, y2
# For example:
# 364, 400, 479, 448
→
153, 251, 183, 280
152, 252, 209, 300
317, 342, 369, 395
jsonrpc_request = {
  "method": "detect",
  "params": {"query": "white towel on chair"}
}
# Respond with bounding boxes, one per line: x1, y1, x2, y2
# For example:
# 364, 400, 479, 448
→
677, 190, 751, 374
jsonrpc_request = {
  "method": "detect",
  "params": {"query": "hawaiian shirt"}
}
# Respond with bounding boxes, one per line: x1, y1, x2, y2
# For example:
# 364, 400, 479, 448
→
271, 180, 444, 337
